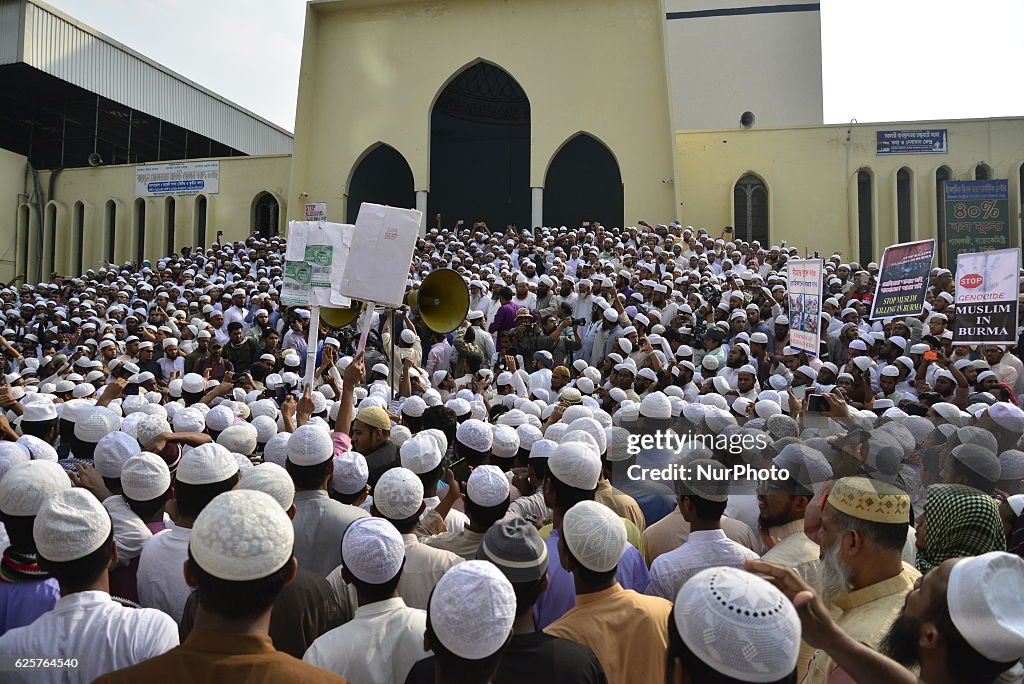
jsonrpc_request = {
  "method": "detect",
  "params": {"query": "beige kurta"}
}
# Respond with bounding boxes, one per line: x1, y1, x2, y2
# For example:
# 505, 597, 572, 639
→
594, 480, 646, 532
545, 583, 672, 684
801, 562, 921, 684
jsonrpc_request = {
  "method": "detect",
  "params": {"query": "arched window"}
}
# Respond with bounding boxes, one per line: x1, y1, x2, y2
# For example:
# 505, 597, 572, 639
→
134, 198, 146, 264
195, 195, 208, 248
1020, 163, 1024, 246
165, 197, 176, 255
896, 168, 913, 244
17, 205, 30, 281
72, 201, 85, 277
105, 200, 117, 264
975, 163, 992, 181
252, 192, 280, 238
935, 166, 952, 265
856, 169, 874, 264
733, 174, 770, 244
44, 204, 57, 276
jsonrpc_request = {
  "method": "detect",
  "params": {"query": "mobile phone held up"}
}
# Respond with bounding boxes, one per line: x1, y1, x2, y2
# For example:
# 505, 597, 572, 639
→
806, 393, 829, 413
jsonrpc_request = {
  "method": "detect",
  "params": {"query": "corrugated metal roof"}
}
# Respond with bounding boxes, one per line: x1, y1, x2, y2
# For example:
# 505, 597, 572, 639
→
0, 0, 293, 155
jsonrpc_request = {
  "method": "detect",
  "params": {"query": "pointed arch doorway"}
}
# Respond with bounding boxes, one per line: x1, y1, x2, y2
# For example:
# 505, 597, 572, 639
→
429, 61, 531, 231
544, 133, 623, 229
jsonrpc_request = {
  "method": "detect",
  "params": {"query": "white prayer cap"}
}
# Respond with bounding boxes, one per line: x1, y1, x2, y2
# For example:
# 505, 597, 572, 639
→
94, 431, 142, 478
342, 516, 405, 584
190, 490, 293, 581
171, 406, 204, 433
990, 402, 1024, 433
400, 328, 417, 344
205, 404, 237, 432
373, 467, 424, 520
252, 415, 278, 444
121, 453, 171, 501
562, 404, 593, 424
400, 432, 443, 474
1009, 495, 1024, 517
332, 451, 368, 495
286, 424, 333, 466
773, 444, 833, 491
566, 417, 607, 455
999, 450, 1024, 481
948, 551, 1024, 662
390, 425, 412, 447
401, 395, 427, 418
132, 415, 170, 451
0, 460, 71, 516
902, 415, 935, 445
516, 424, 542, 451
932, 402, 964, 426
530, 439, 558, 460
33, 488, 112, 563
548, 442, 601, 490
249, 398, 279, 419
429, 561, 515, 660
491, 424, 520, 459
951, 444, 1001, 483
420, 428, 448, 458
562, 500, 625, 572
73, 406, 120, 443
217, 423, 258, 456
445, 397, 471, 418
21, 401, 57, 422
467, 465, 510, 507
176, 443, 239, 485
239, 462, 295, 512
675, 566, 800, 683
0, 442, 31, 482
14, 434, 56, 463
640, 391, 671, 419
262, 432, 291, 467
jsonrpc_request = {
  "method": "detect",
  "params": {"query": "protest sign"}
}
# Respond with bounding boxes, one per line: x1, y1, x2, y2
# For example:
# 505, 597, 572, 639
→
304, 202, 327, 221
786, 258, 823, 356
952, 247, 1021, 345
280, 221, 354, 307
341, 203, 422, 308
870, 239, 934, 319
943, 180, 1010, 268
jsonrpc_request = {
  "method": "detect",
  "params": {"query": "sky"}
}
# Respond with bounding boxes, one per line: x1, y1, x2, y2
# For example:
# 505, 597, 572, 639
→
46, 0, 1024, 133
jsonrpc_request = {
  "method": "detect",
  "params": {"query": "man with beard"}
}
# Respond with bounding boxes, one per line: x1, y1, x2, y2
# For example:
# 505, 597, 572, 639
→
758, 444, 831, 678
717, 342, 749, 389
746, 551, 1024, 684
803, 476, 919, 684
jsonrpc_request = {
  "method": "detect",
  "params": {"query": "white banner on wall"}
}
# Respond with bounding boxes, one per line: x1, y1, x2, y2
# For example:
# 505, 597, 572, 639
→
135, 161, 220, 196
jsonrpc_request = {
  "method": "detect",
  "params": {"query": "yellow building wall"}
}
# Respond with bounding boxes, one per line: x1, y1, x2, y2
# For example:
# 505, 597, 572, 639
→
289, 0, 676, 226
5, 155, 291, 283
675, 117, 1024, 266
0, 149, 29, 285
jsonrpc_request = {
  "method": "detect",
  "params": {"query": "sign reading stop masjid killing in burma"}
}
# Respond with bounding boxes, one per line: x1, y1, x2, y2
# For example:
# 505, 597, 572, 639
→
953, 247, 1021, 345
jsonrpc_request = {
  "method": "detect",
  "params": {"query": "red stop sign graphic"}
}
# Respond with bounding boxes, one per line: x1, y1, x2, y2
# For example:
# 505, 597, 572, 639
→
960, 273, 984, 289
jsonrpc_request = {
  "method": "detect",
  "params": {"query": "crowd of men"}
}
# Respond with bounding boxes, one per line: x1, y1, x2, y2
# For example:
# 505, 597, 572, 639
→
0, 221, 1022, 684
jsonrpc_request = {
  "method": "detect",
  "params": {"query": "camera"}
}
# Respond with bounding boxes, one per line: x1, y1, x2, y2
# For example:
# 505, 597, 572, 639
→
572, 318, 586, 326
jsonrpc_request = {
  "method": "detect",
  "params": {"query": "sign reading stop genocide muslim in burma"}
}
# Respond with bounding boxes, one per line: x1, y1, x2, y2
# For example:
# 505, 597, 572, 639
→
870, 239, 934, 320
953, 247, 1021, 345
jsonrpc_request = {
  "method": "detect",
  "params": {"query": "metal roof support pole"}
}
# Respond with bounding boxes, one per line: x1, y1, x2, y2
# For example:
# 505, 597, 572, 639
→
157, 120, 162, 161
127, 109, 133, 163
93, 95, 99, 155
60, 102, 67, 168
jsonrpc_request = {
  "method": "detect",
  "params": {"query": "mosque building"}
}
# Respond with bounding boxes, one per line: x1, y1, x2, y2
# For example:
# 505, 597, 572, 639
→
2, 0, 1022, 283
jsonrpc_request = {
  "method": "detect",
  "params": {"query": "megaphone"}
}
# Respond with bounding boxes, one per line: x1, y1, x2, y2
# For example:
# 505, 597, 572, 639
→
320, 301, 362, 328
406, 268, 469, 334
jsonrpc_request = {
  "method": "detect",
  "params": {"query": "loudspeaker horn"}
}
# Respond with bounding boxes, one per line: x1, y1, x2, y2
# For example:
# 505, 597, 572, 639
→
406, 268, 469, 334
320, 302, 362, 328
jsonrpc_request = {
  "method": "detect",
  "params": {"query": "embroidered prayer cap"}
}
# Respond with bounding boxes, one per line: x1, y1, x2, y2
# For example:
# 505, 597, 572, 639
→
826, 476, 910, 524
189, 490, 294, 581
34, 488, 112, 563
429, 561, 516, 660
